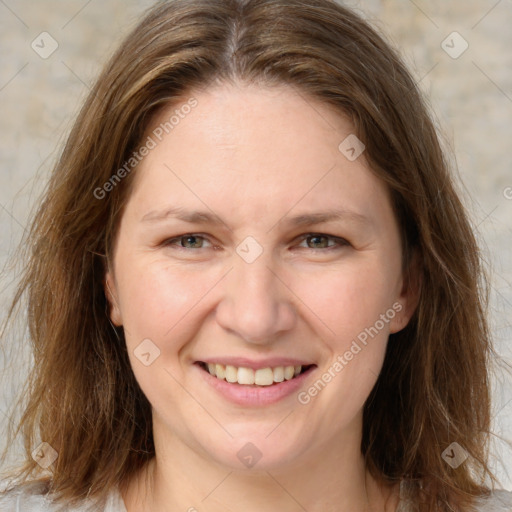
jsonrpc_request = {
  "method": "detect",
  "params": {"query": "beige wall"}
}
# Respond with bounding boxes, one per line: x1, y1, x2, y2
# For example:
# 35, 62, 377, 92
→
1, 0, 511, 485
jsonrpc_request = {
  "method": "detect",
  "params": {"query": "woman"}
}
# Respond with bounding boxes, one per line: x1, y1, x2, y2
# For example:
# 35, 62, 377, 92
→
1, 0, 511, 511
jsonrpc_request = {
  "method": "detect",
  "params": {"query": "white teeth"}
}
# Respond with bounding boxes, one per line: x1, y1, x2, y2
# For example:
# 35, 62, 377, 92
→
273, 366, 284, 382
238, 366, 255, 385
203, 363, 307, 385
284, 366, 295, 380
225, 365, 238, 383
215, 364, 225, 380
255, 367, 274, 386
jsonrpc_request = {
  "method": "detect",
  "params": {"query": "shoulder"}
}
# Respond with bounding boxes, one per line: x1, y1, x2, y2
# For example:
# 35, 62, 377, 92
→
0, 480, 127, 512
471, 489, 512, 511
398, 480, 512, 512
0, 480, 53, 512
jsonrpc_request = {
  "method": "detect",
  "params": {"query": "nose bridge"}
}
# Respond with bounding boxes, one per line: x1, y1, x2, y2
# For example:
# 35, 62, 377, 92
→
215, 244, 296, 343
235, 250, 275, 301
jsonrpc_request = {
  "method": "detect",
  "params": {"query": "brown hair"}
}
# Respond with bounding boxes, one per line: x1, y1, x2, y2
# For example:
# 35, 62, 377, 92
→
0, 0, 506, 510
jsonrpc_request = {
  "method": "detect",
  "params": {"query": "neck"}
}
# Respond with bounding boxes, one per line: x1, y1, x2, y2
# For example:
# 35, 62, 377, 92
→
121, 418, 399, 512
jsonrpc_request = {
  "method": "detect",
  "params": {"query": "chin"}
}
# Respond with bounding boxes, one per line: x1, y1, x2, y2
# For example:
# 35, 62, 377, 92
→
198, 433, 308, 472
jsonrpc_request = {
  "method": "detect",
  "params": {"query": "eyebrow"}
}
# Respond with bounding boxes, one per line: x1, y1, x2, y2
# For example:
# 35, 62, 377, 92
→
141, 206, 373, 230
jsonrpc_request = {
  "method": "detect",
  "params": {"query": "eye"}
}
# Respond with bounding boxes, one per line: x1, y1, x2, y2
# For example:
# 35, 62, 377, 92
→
296, 233, 350, 250
163, 234, 213, 250
160, 233, 349, 252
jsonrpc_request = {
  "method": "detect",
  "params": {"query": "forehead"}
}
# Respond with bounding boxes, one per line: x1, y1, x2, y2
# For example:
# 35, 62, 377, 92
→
125, 82, 392, 229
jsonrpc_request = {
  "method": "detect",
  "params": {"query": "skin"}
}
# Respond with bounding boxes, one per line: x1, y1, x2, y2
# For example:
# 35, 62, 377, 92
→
105, 81, 420, 512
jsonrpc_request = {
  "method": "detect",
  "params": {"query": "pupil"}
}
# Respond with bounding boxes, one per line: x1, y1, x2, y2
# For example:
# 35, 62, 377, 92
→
310, 235, 326, 248
184, 236, 201, 248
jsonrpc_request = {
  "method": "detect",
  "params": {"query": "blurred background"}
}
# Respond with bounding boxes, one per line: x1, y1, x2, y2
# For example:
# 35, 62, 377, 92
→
0, 0, 511, 488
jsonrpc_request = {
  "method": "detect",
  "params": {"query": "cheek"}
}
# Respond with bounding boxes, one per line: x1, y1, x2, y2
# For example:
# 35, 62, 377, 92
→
116, 256, 228, 349
292, 266, 394, 422
116, 260, 214, 403
291, 258, 398, 345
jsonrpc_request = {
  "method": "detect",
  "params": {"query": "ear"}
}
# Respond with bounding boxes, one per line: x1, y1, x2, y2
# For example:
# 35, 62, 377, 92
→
104, 269, 123, 327
389, 249, 422, 334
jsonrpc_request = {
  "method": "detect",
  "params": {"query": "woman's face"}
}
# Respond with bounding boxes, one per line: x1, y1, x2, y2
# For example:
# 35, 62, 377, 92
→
105, 82, 418, 471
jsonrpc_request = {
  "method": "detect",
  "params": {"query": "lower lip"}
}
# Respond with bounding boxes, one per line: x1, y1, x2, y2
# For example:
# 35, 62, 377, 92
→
194, 363, 316, 406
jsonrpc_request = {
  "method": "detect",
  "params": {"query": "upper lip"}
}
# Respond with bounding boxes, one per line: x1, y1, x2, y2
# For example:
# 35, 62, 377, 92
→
196, 357, 316, 371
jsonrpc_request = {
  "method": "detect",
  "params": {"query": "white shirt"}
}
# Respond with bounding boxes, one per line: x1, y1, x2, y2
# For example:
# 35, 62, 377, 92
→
1, 479, 512, 511
0, 481, 125, 512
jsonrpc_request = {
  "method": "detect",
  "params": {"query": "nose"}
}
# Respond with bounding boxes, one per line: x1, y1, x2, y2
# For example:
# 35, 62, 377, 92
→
215, 252, 297, 344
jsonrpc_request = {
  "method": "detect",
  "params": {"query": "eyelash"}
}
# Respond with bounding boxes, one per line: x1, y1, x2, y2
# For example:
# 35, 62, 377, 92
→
162, 233, 350, 252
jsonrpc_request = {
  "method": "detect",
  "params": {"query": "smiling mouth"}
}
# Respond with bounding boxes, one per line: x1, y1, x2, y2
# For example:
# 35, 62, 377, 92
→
196, 361, 316, 387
